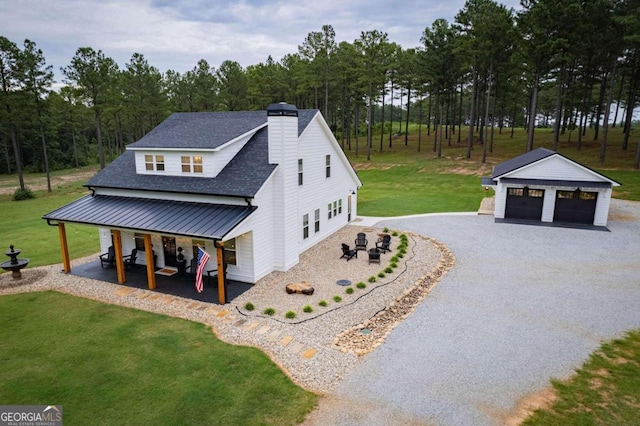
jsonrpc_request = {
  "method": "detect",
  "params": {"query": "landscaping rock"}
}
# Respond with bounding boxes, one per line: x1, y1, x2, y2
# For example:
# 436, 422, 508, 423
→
285, 281, 315, 295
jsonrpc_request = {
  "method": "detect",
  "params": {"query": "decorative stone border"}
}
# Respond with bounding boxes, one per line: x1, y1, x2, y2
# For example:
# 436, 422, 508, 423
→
332, 234, 455, 356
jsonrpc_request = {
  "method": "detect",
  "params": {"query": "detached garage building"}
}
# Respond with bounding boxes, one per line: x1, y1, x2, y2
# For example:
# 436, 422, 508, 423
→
482, 148, 620, 227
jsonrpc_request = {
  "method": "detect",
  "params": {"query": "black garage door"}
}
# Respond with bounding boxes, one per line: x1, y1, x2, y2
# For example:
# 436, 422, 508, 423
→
505, 187, 544, 220
554, 189, 597, 224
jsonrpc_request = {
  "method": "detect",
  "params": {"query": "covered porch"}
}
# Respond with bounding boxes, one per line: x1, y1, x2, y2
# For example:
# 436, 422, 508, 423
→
42, 194, 257, 304
71, 258, 253, 304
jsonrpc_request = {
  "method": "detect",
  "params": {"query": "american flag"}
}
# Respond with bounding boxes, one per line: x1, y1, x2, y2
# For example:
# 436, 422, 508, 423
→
195, 246, 210, 293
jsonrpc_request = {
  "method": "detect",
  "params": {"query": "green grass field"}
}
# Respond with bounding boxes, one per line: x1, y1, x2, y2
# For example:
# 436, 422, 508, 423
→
0, 292, 317, 425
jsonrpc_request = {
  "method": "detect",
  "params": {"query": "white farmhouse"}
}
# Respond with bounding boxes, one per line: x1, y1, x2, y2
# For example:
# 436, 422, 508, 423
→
482, 148, 620, 227
44, 103, 362, 302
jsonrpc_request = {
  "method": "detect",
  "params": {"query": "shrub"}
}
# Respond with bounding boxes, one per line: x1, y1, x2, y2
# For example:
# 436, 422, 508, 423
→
400, 234, 408, 241
244, 302, 255, 311
392, 231, 398, 236
385, 266, 393, 273
303, 305, 313, 313
318, 300, 328, 307
356, 282, 366, 289
12, 187, 34, 201
390, 262, 398, 268
383, 227, 389, 233
333, 295, 342, 303
345, 287, 354, 294
397, 253, 404, 258
390, 256, 399, 262
285, 311, 296, 319
368, 276, 376, 283
263, 307, 276, 316
377, 272, 385, 278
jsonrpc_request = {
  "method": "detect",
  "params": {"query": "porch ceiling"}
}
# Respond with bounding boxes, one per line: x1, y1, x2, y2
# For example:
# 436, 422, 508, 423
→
43, 194, 256, 240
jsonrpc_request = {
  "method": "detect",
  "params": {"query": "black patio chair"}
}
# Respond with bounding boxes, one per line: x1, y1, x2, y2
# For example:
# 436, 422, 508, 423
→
376, 235, 392, 253
368, 248, 381, 264
340, 243, 357, 261
184, 258, 198, 283
354, 232, 368, 251
123, 249, 137, 270
99, 246, 115, 268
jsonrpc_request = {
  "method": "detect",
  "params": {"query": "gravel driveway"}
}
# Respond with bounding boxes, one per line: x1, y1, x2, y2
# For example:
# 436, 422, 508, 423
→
304, 200, 640, 426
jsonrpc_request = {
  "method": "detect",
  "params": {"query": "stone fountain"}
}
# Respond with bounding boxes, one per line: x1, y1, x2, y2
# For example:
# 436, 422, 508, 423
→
1, 245, 30, 280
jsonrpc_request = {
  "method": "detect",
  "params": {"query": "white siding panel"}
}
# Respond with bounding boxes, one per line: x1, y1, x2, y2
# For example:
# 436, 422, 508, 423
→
494, 185, 507, 218
227, 232, 254, 283
541, 189, 556, 222
94, 188, 248, 206
506, 156, 611, 182
296, 117, 358, 253
226, 175, 276, 281
593, 188, 612, 226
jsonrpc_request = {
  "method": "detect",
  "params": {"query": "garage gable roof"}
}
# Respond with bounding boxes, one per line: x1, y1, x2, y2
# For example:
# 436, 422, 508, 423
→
492, 148, 620, 186
43, 194, 256, 240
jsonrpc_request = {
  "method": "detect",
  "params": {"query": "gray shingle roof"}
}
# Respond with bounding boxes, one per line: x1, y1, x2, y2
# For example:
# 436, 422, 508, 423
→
492, 148, 555, 178
128, 111, 266, 150
85, 109, 318, 198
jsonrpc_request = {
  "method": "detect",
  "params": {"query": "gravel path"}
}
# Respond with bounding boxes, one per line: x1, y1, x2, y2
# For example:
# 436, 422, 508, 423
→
303, 199, 640, 425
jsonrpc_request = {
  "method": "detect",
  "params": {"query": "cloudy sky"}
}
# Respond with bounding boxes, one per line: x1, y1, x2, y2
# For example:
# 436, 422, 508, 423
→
2, 0, 522, 82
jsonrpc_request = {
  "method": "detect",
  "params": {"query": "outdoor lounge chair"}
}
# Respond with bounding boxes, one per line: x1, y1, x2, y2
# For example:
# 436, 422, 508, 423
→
123, 249, 137, 270
376, 235, 392, 253
368, 248, 381, 264
355, 232, 368, 251
340, 243, 357, 261
99, 246, 115, 268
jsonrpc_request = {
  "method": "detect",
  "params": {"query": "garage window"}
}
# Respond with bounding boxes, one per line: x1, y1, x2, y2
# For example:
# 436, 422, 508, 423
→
508, 188, 523, 196
528, 189, 544, 197
580, 192, 596, 200
557, 190, 574, 199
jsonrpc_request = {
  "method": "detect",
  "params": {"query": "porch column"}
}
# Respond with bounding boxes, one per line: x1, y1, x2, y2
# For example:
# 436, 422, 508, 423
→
58, 223, 71, 273
144, 234, 156, 289
215, 241, 226, 304
112, 230, 126, 284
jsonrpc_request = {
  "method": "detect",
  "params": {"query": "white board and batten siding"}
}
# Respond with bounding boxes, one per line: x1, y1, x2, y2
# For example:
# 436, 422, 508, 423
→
296, 114, 359, 253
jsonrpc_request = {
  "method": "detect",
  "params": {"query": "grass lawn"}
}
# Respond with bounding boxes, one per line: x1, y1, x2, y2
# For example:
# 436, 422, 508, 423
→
523, 330, 640, 425
0, 291, 317, 425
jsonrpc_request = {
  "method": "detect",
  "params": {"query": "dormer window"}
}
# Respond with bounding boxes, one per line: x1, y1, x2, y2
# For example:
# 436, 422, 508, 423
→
182, 156, 203, 174
145, 155, 165, 171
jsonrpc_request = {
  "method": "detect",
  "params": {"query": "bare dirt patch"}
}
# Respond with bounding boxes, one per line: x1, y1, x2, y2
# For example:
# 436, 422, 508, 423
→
0, 167, 98, 195
501, 386, 558, 426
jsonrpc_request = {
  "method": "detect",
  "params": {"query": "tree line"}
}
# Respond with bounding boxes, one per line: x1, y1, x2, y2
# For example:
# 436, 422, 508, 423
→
1, 0, 640, 192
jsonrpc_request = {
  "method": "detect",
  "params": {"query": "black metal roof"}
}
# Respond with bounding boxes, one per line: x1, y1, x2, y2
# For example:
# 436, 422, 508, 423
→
43, 194, 256, 240
85, 109, 318, 198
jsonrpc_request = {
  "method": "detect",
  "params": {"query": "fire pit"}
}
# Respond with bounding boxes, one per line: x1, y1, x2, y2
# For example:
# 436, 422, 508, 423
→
1, 245, 30, 280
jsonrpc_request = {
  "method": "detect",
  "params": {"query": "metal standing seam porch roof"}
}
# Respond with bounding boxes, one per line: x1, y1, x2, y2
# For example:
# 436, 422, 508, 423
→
43, 194, 257, 240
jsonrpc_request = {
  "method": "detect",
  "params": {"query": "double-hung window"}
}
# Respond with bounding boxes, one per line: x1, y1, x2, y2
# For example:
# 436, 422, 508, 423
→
303, 214, 309, 239
145, 155, 165, 171
314, 209, 320, 233
298, 159, 303, 185
182, 156, 203, 174
325, 155, 331, 178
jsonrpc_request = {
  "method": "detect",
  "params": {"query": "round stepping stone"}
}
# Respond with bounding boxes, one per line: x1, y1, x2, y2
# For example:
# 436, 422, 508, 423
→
337, 279, 352, 286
